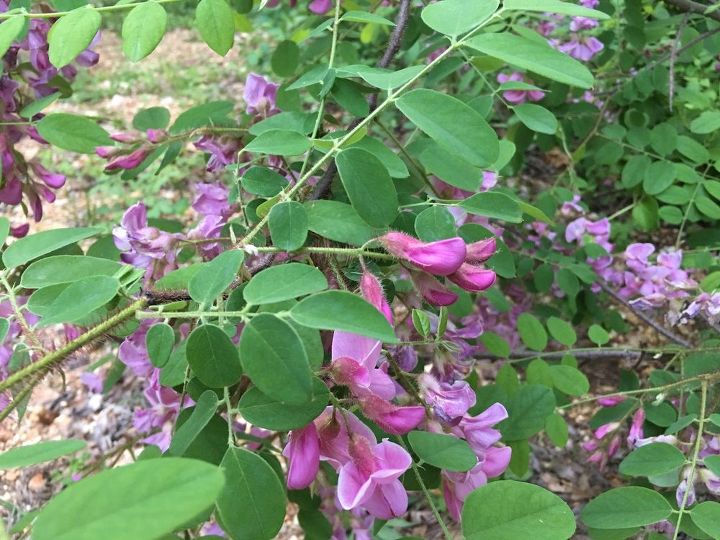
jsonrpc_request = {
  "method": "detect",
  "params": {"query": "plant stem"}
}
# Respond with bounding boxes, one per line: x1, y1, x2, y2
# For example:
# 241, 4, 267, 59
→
672, 381, 708, 540
236, 9, 505, 248
0, 273, 46, 353
0, 0, 185, 19
395, 436, 453, 540
0, 298, 146, 394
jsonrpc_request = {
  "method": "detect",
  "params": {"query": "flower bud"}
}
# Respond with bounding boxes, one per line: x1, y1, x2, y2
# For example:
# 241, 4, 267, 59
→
380, 232, 466, 276
465, 238, 496, 263
104, 147, 151, 171
360, 271, 392, 323
412, 272, 458, 306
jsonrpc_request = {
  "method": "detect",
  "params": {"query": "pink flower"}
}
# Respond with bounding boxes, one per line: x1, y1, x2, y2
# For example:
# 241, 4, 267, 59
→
360, 395, 425, 435
412, 272, 458, 306
627, 408, 645, 446
244, 73, 279, 116
309, 0, 331, 14
360, 271, 392, 324
448, 263, 496, 293
337, 437, 411, 519
557, 36, 604, 62
380, 232, 466, 276
104, 147, 150, 171
283, 423, 321, 489
465, 238, 496, 263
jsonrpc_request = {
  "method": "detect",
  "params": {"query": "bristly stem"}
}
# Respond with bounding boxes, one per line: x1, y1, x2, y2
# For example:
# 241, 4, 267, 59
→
0, 0, 184, 19
0, 273, 46, 353
0, 298, 147, 394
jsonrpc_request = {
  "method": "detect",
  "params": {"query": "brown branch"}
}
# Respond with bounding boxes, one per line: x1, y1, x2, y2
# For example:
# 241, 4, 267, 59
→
664, 0, 720, 22
309, 0, 412, 201
600, 283, 693, 348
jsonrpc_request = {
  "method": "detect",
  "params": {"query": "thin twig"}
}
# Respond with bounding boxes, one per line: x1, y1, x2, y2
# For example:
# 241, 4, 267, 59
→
665, 0, 720, 22
668, 14, 689, 112
600, 283, 693, 348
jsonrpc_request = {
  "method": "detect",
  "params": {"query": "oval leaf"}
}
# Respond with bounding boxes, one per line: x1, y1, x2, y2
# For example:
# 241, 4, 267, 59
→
48, 6, 101, 68
36, 114, 113, 154
0, 439, 86, 469
421, 0, 499, 37
290, 290, 397, 342
186, 324, 243, 388
239, 313, 313, 404
581, 486, 673, 529
618, 443, 686, 477
408, 431, 477, 472
195, 0, 235, 55
243, 263, 328, 305
33, 458, 225, 540
462, 480, 576, 539
122, 0, 167, 62
268, 201, 309, 251
21, 255, 123, 289
188, 249, 244, 305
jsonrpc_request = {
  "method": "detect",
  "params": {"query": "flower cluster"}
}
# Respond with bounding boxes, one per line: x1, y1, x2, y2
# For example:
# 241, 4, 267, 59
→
545, 0, 605, 63
0, 2, 99, 236
380, 232, 497, 306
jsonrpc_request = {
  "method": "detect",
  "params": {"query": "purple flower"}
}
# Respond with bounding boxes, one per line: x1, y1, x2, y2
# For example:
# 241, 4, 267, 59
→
104, 147, 151, 171
496, 72, 545, 104
380, 232, 467, 276
421, 375, 476, 422
194, 134, 242, 172
360, 271, 393, 324
458, 403, 507, 453
118, 320, 155, 377
465, 238, 496, 263
337, 437, 411, 519
283, 423, 321, 489
133, 371, 184, 451
627, 408, 645, 446
308, 0, 331, 14
558, 36, 604, 62
570, 16, 599, 32
113, 203, 182, 281
244, 73, 279, 116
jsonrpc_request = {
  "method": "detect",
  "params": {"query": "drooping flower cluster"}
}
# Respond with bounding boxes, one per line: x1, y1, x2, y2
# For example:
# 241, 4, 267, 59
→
187, 182, 236, 259
0, 2, 99, 236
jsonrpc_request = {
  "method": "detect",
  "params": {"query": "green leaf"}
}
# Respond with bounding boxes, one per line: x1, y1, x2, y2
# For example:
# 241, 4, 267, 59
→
268, 201, 308, 251
690, 502, 720, 539
462, 480, 576, 540
237, 377, 329, 430
408, 431, 477, 472
517, 313, 548, 351
188, 250, 244, 305
690, 111, 720, 134
337, 64, 424, 90
0, 439, 86, 469
122, 0, 167, 61
133, 106, 170, 130
618, 443, 686, 477
271, 39, 299, 77
21, 255, 122, 288
33, 276, 119, 327
239, 314, 313, 404
396, 89, 499, 167
643, 161, 675, 196
146, 323, 175, 368
195, 0, 235, 55
242, 166, 289, 196
514, 104, 557, 134
415, 206, 457, 241
168, 390, 219, 456
348, 136, 409, 178
336, 148, 399, 227
48, 6, 101, 68
244, 129, 311, 155
420, 0, 499, 37
503, 0, 609, 18
340, 10, 395, 26
465, 33, 594, 88
545, 413, 569, 447
216, 447, 286, 540
36, 113, 112, 154
291, 291, 397, 343
0, 216, 9, 246
546, 316, 577, 346
186, 324, 243, 388
581, 487, 673, 529
705, 455, 720, 476
0, 16, 25, 58
170, 101, 233, 134
696, 195, 720, 219
588, 324, 610, 345
0, 319, 8, 343
499, 384, 556, 441
305, 200, 385, 246
33, 458, 224, 540
461, 192, 523, 222
244, 263, 327, 305
549, 365, 589, 396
